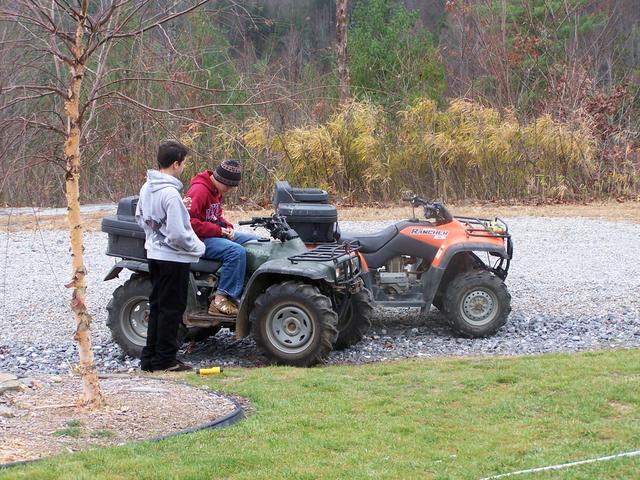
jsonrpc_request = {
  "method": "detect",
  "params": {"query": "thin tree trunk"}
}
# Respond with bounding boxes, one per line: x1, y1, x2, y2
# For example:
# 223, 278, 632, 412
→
63, 0, 104, 408
501, 0, 507, 46
336, 0, 350, 105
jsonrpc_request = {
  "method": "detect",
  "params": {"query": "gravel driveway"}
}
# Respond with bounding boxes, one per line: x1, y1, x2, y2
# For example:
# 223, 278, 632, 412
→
1, 217, 639, 375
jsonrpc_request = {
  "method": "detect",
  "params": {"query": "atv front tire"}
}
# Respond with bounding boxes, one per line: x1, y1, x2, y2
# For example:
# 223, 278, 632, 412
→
250, 280, 338, 366
334, 289, 374, 350
442, 270, 511, 337
106, 276, 152, 358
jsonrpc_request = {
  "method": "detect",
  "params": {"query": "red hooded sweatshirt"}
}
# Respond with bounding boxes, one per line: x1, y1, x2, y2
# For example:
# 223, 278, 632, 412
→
186, 170, 232, 239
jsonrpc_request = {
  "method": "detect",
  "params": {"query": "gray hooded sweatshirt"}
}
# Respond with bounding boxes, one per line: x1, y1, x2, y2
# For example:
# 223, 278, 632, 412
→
135, 170, 205, 263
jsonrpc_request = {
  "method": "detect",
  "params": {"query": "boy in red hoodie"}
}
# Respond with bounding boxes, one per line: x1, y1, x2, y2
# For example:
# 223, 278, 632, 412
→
186, 160, 259, 315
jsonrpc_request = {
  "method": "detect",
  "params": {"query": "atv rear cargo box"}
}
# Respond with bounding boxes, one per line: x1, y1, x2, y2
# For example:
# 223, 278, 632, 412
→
273, 182, 337, 243
101, 196, 147, 260
277, 203, 337, 243
272, 180, 329, 206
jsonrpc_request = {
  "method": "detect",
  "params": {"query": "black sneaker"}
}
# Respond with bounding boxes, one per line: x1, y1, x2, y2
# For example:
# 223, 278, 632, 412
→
140, 361, 153, 372
163, 360, 193, 372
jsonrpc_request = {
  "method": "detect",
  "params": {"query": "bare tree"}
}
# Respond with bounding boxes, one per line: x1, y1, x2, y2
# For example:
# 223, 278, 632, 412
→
0, 0, 210, 408
336, 0, 350, 105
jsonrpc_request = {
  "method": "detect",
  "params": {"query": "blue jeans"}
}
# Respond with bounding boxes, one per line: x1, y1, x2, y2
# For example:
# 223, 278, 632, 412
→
203, 231, 261, 301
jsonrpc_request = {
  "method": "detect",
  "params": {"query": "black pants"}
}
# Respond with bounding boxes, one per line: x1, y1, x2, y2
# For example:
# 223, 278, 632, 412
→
140, 259, 190, 370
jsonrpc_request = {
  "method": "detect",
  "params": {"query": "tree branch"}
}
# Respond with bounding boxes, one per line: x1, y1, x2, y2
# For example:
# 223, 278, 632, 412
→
26, 0, 68, 37
1, 84, 66, 97
93, 76, 241, 95
87, 0, 211, 60
110, 90, 298, 113
0, 91, 59, 113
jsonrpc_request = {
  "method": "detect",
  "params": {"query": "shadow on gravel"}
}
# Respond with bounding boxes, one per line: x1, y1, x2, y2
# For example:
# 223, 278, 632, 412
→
181, 308, 462, 369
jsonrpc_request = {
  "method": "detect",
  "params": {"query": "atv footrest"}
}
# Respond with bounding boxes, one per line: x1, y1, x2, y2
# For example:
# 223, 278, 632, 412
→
376, 300, 426, 308
184, 313, 230, 327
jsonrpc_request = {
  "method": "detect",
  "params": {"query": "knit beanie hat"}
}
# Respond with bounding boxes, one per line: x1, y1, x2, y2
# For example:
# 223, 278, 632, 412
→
213, 159, 242, 186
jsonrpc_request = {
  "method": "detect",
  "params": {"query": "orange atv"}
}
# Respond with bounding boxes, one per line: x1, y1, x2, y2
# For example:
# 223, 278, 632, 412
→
273, 182, 513, 349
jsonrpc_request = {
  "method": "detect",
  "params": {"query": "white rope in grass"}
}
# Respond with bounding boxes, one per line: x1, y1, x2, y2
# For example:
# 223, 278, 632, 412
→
479, 450, 640, 480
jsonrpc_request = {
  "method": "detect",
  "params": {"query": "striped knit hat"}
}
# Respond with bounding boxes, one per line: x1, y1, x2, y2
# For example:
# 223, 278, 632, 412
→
213, 159, 242, 186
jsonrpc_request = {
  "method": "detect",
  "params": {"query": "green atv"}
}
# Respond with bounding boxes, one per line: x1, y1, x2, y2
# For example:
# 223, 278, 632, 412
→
101, 196, 372, 367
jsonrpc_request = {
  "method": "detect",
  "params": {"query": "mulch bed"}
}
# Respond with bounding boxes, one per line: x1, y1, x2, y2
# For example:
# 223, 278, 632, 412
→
0, 373, 241, 465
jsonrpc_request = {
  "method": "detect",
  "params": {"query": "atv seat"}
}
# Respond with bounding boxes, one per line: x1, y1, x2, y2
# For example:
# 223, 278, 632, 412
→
191, 258, 222, 273
339, 224, 398, 253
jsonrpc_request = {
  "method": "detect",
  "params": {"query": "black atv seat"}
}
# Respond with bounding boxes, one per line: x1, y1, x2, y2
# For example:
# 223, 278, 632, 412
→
191, 258, 222, 273
340, 224, 398, 253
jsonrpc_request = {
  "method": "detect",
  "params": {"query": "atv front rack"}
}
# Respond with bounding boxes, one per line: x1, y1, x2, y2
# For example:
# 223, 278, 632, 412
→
455, 216, 510, 239
287, 241, 360, 264
288, 242, 363, 289
456, 216, 513, 279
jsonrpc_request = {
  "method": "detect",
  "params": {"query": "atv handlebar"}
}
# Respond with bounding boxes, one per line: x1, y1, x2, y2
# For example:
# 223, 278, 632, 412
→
402, 196, 453, 225
238, 215, 299, 242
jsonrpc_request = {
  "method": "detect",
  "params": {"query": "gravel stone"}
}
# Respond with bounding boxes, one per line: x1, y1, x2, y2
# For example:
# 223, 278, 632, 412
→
0, 380, 23, 393
0, 405, 15, 418
0, 373, 17, 383
0, 216, 639, 374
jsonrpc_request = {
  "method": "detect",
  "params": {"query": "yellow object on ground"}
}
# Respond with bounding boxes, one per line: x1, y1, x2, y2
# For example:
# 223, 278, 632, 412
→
197, 367, 224, 375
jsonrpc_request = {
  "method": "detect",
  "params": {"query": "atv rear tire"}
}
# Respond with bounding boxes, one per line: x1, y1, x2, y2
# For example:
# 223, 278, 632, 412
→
106, 275, 192, 358
250, 280, 338, 366
334, 289, 374, 350
442, 270, 511, 337
106, 276, 152, 358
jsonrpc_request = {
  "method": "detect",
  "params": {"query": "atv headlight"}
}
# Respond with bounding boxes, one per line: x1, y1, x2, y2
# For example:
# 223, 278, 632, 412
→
351, 256, 360, 273
336, 256, 360, 282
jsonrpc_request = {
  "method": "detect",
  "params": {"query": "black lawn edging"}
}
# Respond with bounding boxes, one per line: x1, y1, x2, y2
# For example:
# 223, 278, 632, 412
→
0, 387, 245, 470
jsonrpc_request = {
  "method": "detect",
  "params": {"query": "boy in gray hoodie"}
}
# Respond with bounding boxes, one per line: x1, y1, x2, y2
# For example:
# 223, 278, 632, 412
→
135, 140, 205, 372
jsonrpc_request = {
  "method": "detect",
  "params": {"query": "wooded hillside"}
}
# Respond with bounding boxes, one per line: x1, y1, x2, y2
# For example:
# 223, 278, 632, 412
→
1, 0, 638, 206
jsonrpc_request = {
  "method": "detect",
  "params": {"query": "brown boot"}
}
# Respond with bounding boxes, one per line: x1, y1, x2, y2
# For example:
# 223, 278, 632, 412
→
208, 297, 238, 316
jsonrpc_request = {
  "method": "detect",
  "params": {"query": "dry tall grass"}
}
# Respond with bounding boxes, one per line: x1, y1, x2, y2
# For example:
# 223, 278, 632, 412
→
3, 98, 638, 207
238, 98, 636, 202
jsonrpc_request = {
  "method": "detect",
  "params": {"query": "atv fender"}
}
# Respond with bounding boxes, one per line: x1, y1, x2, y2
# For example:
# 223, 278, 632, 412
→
103, 260, 149, 281
235, 261, 334, 338
433, 242, 510, 269
422, 265, 446, 308
423, 242, 510, 307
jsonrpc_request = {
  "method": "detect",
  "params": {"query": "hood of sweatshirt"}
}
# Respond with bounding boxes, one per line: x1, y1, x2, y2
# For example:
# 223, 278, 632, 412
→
188, 170, 216, 195
135, 169, 204, 263
146, 169, 183, 193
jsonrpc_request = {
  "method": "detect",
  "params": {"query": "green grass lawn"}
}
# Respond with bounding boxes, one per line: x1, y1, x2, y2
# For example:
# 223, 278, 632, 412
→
2, 349, 639, 480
